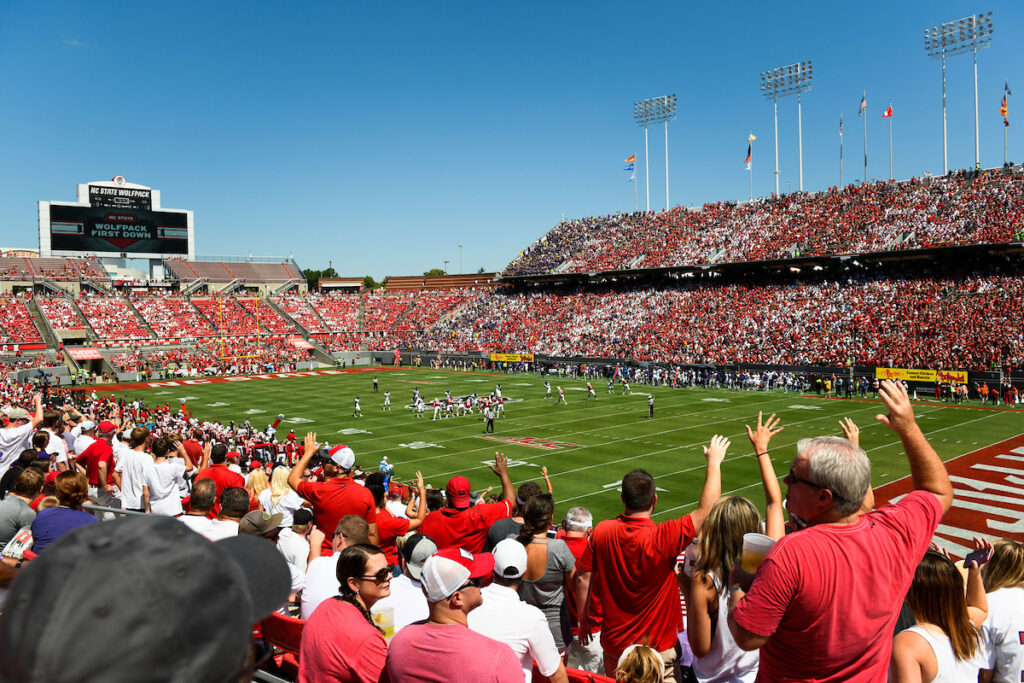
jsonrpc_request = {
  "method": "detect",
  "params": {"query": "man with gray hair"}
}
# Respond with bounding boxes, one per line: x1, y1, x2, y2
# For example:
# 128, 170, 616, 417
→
727, 380, 953, 683
562, 506, 602, 673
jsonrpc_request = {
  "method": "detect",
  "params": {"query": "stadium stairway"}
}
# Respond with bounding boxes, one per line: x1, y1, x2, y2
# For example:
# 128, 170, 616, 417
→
125, 299, 158, 339
305, 299, 332, 331
265, 298, 310, 337
25, 299, 58, 350
67, 300, 101, 344
357, 296, 366, 333
386, 294, 419, 332
186, 296, 219, 331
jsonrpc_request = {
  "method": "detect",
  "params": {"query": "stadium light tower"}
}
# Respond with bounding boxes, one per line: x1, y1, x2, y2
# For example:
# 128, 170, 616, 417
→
760, 61, 813, 194
924, 12, 994, 174
634, 94, 677, 211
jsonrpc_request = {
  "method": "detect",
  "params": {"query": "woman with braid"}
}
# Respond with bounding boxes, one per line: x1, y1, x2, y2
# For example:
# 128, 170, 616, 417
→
299, 544, 390, 683
516, 493, 576, 653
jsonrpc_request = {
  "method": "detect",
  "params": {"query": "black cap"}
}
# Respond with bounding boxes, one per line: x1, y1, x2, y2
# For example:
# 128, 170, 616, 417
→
0, 515, 291, 683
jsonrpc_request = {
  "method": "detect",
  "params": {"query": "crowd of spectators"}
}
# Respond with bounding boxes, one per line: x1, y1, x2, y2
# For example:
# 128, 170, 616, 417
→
0, 298, 43, 345
0, 380, 1020, 683
305, 292, 360, 331
191, 297, 263, 335
236, 298, 299, 335
273, 294, 328, 333
0, 256, 106, 282
428, 264, 1024, 371
76, 295, 152, 341
505, 169, 1024, 276
363, 291, 416, 332
35, 297, 83, 331
132, 295, 217, 338
107, 338, 308, 376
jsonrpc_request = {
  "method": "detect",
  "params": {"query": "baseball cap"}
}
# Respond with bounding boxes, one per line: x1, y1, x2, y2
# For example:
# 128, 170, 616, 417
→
97, 420, 117, 434
239, 510, 284, 535
400, 533, 438, 581
44, 471, 59, 486
80, 420, 96, 431
492, 538, 528, 580
8, 408, 30, 421
0, 515, 290, 683
420, 547, 494, 602
445, 476, 472, 509
292, 509, 313, 526
326, 444, 355, 470
248, 460, 261, 470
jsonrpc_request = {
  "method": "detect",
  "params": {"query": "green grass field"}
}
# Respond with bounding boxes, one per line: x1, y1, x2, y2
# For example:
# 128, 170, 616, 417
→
114, 368, 1023, 524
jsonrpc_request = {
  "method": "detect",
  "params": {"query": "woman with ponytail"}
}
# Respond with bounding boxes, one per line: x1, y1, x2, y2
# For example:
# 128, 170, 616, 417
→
516, 493, 576, 652
889, 538, 991, 683
299, 544, 391, 683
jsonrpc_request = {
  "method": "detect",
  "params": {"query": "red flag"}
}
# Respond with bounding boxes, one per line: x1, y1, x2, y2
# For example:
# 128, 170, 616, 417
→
882, 105, 893, 118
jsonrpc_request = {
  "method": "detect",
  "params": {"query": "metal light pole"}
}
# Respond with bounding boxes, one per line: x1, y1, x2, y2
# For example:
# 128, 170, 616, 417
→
634, 94, 677, 211
443, 260, 449, 275
761, 61, 813, 194
925, 12, 994, 174
458, 244, 463, 274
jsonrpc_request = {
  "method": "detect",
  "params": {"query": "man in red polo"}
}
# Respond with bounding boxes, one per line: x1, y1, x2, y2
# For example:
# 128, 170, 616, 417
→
75, 420, 120, 513
194, 443, 245, 505
577, 436, 726, 681
288, 432, 377, 556
419, 452, 515, 553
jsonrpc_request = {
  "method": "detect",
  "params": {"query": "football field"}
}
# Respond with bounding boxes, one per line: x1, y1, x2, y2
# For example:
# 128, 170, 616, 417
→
110, 368, 1024, 525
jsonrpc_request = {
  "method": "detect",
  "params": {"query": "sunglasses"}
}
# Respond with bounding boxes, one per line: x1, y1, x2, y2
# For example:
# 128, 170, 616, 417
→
448, 576, 481, 598
784, 468, 824, 489
358, 565, 396, 584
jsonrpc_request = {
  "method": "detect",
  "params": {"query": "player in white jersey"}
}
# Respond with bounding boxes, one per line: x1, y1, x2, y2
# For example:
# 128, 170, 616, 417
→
494, 384, 502, 400
383, 389, 391, 411
607, 378, 614, 394
544, 380, 552, 398
587, 382, 597, 400
556, 386, 567, 405
414, 396, 425, 417
621, 379, 631, 395
353, 396, 362, 417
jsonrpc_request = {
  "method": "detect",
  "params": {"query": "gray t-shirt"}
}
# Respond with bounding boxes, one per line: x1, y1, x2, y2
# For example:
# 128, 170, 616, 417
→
0, 496, 36, 547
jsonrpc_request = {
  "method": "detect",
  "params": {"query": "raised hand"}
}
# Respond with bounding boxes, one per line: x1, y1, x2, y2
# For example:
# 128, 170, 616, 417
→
839, 417, 859, 447
875, 380, 916, 433
746, 412, 783, 453
703, 435, 730, 467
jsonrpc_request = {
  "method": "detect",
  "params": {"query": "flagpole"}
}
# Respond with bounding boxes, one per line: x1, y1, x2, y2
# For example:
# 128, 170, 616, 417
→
749, 140, 753, 202
633, 159, 637, 212
863, 90, 868, 183
889, 105, 893, 180
840, 115, 844, 188
644, 127, 650, 211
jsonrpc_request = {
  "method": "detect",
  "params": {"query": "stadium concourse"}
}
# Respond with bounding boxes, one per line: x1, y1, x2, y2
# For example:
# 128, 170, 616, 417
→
0, 168, 1023, 682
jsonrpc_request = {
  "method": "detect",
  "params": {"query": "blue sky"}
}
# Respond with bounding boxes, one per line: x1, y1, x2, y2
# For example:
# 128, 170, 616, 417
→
0, 1, 1021, 278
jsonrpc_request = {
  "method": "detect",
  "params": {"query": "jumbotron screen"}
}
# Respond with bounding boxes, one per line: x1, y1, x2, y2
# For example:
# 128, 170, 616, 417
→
48, 204, 189, 255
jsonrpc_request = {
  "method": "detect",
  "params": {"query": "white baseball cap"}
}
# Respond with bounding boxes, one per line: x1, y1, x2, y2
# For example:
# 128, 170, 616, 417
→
420, 548, 494, 602
326, 444, 355, 470
492, 538, 527, 580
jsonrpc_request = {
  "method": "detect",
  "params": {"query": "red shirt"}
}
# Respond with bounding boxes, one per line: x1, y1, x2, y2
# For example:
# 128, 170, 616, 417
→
732, 491, 943, 683
563, 533, 602, 630
581, 513, 696, 658
420, 500, 512, 553
296, 477, 376, 556
375, 507, 411, 565
77, 439, 115, 486
299, 598, 387, 683
194, 463, 246, 501
181, 440, 204, 466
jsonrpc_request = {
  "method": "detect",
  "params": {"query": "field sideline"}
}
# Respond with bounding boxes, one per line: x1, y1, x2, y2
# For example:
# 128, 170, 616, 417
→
105, 367, 1024, 527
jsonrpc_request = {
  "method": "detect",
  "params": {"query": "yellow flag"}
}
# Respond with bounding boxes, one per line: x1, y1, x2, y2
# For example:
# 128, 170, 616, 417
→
748, 133, 757, 142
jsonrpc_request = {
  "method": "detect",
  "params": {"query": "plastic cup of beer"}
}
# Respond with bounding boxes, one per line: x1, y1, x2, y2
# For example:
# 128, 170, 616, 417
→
740, 533, 775, 574
371, 605, 395, 640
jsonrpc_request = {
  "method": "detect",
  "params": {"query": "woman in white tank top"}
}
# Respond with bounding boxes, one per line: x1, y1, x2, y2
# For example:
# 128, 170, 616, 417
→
688, 418, 785, 683
979, 539, 1024, 683
889, 539, 991, 683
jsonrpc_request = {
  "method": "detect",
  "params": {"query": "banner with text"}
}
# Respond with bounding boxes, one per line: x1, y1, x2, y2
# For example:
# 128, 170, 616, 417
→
490, 353, 535, 363
875, 367, 968, 384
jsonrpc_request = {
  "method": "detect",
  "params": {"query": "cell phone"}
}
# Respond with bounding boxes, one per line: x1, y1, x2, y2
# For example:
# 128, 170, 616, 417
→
963, 548, 992, 566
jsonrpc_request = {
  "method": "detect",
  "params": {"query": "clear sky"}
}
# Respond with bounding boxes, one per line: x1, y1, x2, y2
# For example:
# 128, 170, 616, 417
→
0, 1, 1021, 278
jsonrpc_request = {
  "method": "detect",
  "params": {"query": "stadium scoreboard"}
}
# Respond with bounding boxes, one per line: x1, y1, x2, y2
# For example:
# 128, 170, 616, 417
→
39, 177, 195, 259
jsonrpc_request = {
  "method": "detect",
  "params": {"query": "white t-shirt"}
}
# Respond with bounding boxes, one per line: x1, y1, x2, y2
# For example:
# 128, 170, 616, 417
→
115, 449, 157, 510
147, 460, 187, 516
301, 554, 340, 620
370, 573, 429, 634
468, 582, 562, 682
276, 527, 310, 573
982, 586, 1024, 683
257, 489, 305, 527
385, 500, 409, 519
73, 434, 95, 458
204, 519, 240, 541
177, 514, 215, 537
42, 428, 69, 468
0, 423, 35, 479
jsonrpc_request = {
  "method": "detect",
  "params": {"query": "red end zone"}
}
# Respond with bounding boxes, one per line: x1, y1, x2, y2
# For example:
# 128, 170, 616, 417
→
875, 433, 1024, 558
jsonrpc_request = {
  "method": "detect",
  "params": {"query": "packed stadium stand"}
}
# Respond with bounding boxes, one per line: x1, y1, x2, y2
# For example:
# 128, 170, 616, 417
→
0, 297, 43, 344
236, 298, 300, 334
306, 292, 360, 331
132, 295, 217, 338
76, 295, 152, 341
191, 296, 263, 335
504, 170, 1024, 276
35, 296, 85, 331
273, 294, 328, 333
